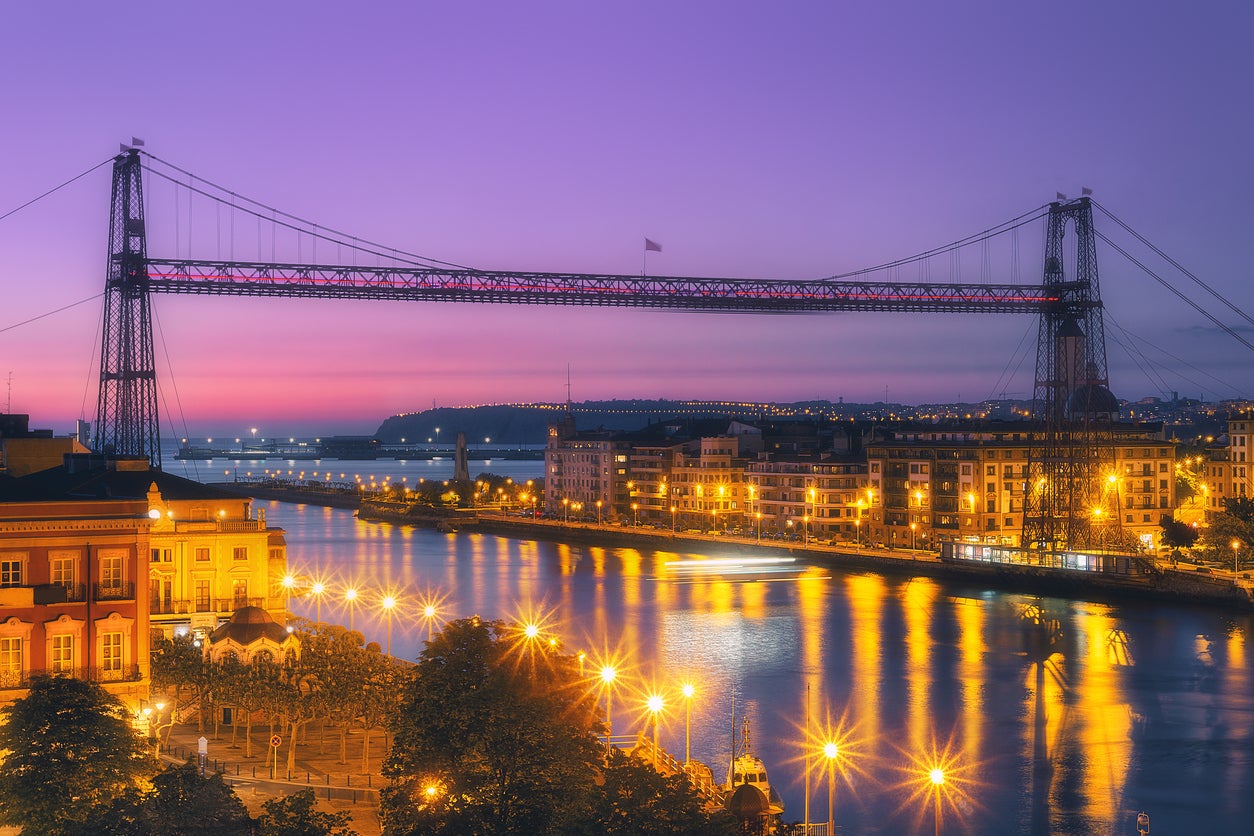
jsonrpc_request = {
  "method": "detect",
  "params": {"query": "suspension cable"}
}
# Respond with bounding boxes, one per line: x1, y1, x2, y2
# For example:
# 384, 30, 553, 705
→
139, 151, 474, 272
0, 157, 114, 224
1094, 201, 1254, 329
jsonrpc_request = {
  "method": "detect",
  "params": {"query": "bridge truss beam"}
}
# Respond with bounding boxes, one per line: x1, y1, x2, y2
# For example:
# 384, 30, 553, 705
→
141, 259, 1064, 315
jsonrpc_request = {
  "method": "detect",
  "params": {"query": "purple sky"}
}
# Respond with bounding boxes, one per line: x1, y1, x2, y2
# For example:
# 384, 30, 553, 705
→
2, 2, 1253, 436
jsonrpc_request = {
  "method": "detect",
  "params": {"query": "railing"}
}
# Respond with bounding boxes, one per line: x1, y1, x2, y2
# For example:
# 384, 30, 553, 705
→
174, 519, 263, 534
779, 824, 832, 836
0, 665, 142, 690
94, 582, 136, 601
150, 598, 193, 615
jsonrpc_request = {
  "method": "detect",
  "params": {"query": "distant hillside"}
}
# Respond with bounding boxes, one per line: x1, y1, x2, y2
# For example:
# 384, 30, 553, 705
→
374, 399, 826, 445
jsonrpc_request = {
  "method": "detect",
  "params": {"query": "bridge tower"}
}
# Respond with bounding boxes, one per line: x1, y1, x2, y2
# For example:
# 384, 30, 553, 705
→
93, 148, 161, 466
1022, 197, 1121, 551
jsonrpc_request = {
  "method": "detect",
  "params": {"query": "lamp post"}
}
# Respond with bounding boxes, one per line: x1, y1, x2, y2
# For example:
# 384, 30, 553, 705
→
671, 505, 677, 533
1233, 539, 1242, 584
381, 595, 396, 656
632, 503, 639, 527
596, 500, 603, 525
646, 694, 664, 769
281, 574, 296, 625
756, 511, 762, 543
804, 514, 810, 547
563, 498, 569, 523
681, 682, 694, 765
600, 665, 617, 754
824, 741, 838, 836
855, 517, 861, 549
310, 582, 325, 624
930, 768, 945, 836
344, 588, 357, 631
423, 603, 437, 642
911, 522, 917, 550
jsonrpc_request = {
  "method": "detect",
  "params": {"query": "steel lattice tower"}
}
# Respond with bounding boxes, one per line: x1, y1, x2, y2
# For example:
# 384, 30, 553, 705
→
1022, 197, 1120, 551
93, 149, 160, 465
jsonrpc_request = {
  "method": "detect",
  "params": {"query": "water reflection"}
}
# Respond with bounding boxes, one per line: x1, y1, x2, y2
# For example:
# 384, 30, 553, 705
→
268, 502, 1254, 833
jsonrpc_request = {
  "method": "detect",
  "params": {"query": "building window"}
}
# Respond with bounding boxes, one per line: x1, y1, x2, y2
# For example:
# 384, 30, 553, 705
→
195, 580, 211, 612
0, 558, 23, 588
150, 548, 172, 563
232, 579, 248, 608
100, 555, 123, 589
51, 635, 74, 673
233, 547, 248, 561
195, 547, 210, 562
101, 632, 123, 678
0, 637, 21, 686
52, 556, 76, 588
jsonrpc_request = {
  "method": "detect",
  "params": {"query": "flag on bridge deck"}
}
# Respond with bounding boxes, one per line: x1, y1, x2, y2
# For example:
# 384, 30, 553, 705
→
1056, 192, 1068, 201
1081, 186, 1093, 196
131, 137, 146, 147
644, 238, 662, 252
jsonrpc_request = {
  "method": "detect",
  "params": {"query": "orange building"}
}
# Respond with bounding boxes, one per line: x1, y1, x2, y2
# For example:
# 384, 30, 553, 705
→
0, 455, 156, 707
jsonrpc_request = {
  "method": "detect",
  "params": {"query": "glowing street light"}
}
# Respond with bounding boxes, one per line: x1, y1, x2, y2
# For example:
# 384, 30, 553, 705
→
423, 602, 438, 642
646, 693, 664, 769
930, 767, 945, 836
1233, 539, 1242, 584
281, 574, 296, 624
381, 595, 397, 656
596, 499, 603, 525
344, 587, 358, 631
670, 504, 677, 533
824, 741, 839, 836
681, 682, 695, 765
600, 665, 617, 754
310, 581, 325, 623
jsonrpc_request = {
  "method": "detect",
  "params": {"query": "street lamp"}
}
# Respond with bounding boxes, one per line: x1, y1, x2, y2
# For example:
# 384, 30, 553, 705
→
310, 581, 325, 624
681, 682, 695, 765
804, 514, 810, 546
596, 500, 603, 525
563, 498, 569, 523
600, 665, 617, 754
824, 741, 838, 836
632, 503, 639, 527
855, 517, 861, 549
1233, 539, 1242, 584
670, 505, 677, 533
646, 693, 664, 768
344, 587, 358, 631
930, 767, 945, 836
423, 603, 438, 642
756, 511, 762, 543
911, 521, 917, 550
381, 595, 397, 656
281, 574, 296, 624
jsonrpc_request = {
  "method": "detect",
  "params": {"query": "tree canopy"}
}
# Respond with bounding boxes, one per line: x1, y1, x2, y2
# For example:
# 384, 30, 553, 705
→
82, 760, 253, 836
256, 788, 358, 836
381, 617, 603, 835
380, 617, 726, 836
0, 675, 152, 835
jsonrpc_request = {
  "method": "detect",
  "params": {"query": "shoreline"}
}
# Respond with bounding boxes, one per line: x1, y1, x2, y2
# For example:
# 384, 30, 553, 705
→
212, 483, 1254, 613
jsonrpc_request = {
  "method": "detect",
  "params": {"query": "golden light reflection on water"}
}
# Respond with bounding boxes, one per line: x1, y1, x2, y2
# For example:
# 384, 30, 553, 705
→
1073, 607, 1132, 827
1223, 626, 1249, 801
954, 596, 985, 763
902, 580, 937, 760
846, 574, 884, 747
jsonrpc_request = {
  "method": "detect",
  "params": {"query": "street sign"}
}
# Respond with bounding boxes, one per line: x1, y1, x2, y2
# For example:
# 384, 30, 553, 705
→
270, 735, 282, 748
198, 736, 208, 754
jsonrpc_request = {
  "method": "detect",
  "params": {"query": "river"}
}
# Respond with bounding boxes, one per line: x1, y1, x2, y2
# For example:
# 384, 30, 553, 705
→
225, 484, 1253, 835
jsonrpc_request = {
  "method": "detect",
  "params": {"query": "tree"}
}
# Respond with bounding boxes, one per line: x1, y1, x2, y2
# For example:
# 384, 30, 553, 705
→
381, 617, 603, 836
83, 760, 252, 836
1159, 515, 1198, 553
151, 631, 221, 733
0, 675, 152, 835
560, 749, 737, 836
256, 788, 358, 836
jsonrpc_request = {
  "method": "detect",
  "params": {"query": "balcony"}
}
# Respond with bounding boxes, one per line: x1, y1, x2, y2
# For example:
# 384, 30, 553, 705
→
0, 664, 142, 691
94, 582, 136, 601
150, 598, 193, 616
173, 518, 263, 534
